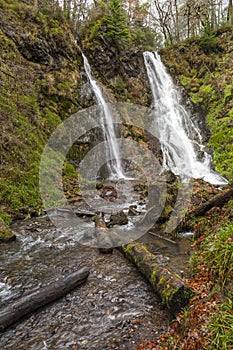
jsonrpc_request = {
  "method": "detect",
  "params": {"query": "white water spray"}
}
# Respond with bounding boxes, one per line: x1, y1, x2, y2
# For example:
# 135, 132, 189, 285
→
82, 53, 124, 179
143, 51, 228, 185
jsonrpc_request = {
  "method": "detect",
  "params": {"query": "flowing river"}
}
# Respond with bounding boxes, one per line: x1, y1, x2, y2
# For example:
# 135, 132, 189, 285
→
0, 212, 171, 350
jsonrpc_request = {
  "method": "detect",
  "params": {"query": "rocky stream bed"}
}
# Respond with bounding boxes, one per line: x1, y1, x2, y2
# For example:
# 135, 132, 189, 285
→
0, 180, 193, 350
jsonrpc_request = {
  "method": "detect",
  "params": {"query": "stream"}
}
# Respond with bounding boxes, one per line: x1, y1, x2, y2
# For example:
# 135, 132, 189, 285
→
0, 209, 172, 350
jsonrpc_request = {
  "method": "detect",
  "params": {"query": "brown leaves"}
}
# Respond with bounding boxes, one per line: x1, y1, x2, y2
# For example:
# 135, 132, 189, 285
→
136, 263, 220, 350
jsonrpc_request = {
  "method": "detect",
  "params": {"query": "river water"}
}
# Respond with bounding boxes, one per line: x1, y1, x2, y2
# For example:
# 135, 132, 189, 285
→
0, 214, 171, 350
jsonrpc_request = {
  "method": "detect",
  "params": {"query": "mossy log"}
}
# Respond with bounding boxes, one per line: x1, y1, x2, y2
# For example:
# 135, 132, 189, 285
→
192, 187, 233, 217
122, 242, 193, 316
0, 267, 90, 332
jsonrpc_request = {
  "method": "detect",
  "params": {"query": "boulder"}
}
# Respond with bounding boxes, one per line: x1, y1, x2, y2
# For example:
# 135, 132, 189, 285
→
108, 210, 128, 226
0, 222, 16, 243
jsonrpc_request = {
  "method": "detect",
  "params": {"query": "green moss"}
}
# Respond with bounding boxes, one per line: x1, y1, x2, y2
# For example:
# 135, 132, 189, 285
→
0, 222, 16, 242
189, 92, 203, 104
0, 0, 83, 222
150, 268, 158, 284
157, 275, 168, 287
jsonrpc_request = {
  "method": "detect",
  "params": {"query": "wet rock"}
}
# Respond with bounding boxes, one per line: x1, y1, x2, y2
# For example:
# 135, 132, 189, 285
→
100, 186, 118, 201
108, 211, 128, 226
128, 206, 139, 216
99, 247, 114, 254
0, 222, 16, 243
94, 212, 114, 254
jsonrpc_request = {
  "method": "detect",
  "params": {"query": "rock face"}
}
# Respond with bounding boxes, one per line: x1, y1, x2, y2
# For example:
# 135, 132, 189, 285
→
0, 8, 80, 69
0, 1, 87, 222
0, 0, 162, 224
84, 40, 151, 106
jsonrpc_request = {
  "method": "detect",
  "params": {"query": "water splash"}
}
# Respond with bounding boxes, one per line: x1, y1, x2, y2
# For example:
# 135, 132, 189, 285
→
143, 51, 228, 185
82, 53, 124, 179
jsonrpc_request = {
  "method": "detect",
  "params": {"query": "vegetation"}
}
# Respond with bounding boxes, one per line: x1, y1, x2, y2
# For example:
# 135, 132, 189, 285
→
0, 0, 83, 224
103, 0, 131, 47
0, 0, 233, 349
80, 0, 158, 51
208, 298, 233, 350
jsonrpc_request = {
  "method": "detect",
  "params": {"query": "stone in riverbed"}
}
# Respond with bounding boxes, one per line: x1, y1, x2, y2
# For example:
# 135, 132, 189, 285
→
128, 206, 139, 216
0, 222, 16, 242
108, 210, 128, 226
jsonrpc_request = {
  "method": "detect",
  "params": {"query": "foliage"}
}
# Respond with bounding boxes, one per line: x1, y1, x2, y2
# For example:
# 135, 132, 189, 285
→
132, 23, 161, 49
103, 0, 131, 47
202, 221, 233, 287
199, 22, 219, 54
0, 0, 82, 222
207, 298, 233, 350
81, 0, 160, 51
80, 0, 130, 49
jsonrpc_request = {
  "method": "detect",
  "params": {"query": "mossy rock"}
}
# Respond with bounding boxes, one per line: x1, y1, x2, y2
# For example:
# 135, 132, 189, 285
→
0, 222, 16, 242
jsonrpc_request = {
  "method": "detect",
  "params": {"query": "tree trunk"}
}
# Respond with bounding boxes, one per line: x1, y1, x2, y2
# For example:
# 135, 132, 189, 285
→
121, 242, 193, 316
192, 187, 233, 218
227, 0, 233, 24
0, 267, 90, 332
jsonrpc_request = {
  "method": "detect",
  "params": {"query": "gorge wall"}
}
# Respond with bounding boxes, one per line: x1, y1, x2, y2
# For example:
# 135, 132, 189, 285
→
0, 0, 232, 232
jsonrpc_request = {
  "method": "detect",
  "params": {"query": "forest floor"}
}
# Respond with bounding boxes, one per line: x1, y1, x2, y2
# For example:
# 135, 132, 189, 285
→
137, 180, 233, 350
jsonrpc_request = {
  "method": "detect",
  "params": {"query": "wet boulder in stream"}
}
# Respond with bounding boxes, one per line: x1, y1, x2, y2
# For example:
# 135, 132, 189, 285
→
108, 210, 128, 227
0, 222, 16, 243
94, 212, 113, 254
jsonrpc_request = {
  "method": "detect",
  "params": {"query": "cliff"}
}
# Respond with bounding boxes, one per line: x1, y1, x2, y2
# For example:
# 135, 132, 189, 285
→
0, 0, 85, 227
0, 0, 152, 230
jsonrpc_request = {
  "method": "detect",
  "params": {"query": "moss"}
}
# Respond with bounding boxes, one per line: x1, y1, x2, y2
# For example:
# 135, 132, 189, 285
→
157, 275, 168, 287
150, 267, 158, 284
0, 0, 83, 222
0, 222, 16, 242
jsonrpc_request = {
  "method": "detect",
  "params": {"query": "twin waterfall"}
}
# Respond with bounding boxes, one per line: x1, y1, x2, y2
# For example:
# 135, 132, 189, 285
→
82, 53, 124, 179
143, 52, 227, 185
82, 52, 227, 185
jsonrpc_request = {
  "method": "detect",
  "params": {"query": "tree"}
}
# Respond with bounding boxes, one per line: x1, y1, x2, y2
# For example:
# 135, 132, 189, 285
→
103, 0, 131, 47
227, 0, 233, 24
153, 0, 174, 45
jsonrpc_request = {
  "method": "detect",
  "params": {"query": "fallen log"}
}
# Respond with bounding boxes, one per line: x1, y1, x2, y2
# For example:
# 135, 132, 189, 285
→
121, 242, 193, 316
192, 187, 233, 217
149, 232, 177, 245
0, 267, 90, 332
74, 209, 95, 217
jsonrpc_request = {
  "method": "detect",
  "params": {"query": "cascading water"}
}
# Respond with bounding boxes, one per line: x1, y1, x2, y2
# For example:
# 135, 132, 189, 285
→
82, 53, 124, 179
143, 51, 228, 185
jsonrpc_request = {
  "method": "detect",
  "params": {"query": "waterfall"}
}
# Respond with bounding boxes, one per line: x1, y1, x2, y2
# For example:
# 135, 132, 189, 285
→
143, 51, 228, 185
82, 53, 124, 179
